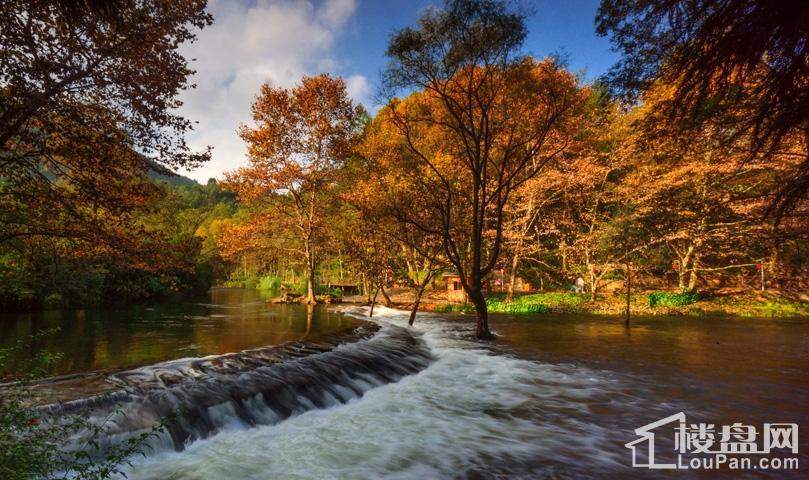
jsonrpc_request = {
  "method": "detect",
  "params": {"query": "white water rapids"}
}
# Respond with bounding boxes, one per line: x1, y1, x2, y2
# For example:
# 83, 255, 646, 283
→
116, 306, 684, 479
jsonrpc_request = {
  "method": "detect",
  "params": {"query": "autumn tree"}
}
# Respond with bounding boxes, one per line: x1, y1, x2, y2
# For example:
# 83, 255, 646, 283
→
620, 84, 801, 291
553, 141, 629, 299
333, 209, 400, 317
500, 86, 644, 299
501, 175, 567, 300
226, 75, 363, 304
351, 134, 445, 325
0, 0, 212, 244
382, 0, 585, 338
596, 0, 809, 218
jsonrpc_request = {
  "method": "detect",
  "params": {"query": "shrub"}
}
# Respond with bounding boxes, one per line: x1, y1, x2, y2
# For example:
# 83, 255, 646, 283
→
242, 276, 258, 290
257, 275, 282, 291
434, 303, 475, 314
1, 330, 160, 479
281, 277, 309, 295
486, 297, 549, 314
483, 292, 577, 314
648, 291, 698, 308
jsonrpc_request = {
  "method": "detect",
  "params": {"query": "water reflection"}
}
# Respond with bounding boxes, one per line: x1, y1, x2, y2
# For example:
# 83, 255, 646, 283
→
491, 312, 809, 458
0, 288, 358, 377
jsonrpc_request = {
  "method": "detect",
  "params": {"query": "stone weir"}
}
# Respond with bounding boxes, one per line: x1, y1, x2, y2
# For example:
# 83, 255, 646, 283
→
32, 322, 434, 452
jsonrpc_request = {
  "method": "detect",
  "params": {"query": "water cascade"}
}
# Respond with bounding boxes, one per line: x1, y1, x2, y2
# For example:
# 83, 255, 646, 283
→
36, 322, 434, 452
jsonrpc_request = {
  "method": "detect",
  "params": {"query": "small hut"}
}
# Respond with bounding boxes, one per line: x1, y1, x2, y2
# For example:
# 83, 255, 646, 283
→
442, 273, 468, 303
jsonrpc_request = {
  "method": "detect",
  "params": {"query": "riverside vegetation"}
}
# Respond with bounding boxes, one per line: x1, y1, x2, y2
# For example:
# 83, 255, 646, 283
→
2, 1, 806, 330
1, 0, 807, 477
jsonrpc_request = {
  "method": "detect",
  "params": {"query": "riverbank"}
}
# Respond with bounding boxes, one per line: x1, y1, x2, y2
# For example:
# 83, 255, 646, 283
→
351, 288, 809, 319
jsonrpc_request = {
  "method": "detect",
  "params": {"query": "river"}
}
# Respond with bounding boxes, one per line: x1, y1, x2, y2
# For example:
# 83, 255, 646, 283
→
1, 288, 806, 479
0, 288, 357, 377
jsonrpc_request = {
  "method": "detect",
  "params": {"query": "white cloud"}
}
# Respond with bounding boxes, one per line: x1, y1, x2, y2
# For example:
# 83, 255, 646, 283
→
345, 74, 371, 106
176, 0, 365, 182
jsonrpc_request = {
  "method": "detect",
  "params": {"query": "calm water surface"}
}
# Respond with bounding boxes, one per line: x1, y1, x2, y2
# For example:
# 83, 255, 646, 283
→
0, 288, 358, 377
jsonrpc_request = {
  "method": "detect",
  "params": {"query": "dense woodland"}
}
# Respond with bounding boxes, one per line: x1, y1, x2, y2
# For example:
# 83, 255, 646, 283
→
1, 0, 807, 339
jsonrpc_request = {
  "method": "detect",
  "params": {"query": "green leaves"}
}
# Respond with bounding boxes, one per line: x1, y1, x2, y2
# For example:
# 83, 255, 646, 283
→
0, 331, 162, 479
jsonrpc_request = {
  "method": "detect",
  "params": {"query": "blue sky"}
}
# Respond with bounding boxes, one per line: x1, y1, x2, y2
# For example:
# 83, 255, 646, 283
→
333, 0, 617, 91
179, 0, 618, 182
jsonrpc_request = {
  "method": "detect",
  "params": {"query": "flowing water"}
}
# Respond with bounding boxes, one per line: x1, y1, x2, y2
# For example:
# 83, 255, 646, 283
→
2, 290, 807, 479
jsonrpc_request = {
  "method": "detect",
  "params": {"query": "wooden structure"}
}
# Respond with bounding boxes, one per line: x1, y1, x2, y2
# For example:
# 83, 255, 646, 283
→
442, 273, 469, 303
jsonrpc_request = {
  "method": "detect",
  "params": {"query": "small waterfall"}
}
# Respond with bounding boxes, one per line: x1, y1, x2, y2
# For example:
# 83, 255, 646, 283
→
38, 323, 434, 453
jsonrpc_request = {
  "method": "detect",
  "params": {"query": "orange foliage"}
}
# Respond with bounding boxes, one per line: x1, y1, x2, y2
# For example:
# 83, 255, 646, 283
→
222, 75, 363, 302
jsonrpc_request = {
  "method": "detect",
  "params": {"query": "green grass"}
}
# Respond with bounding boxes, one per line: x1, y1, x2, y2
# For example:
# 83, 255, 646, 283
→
707, 295, 809, 318
256, 275, 282, 291
487, 298, 548, 313
436, 290, 807, 319
484, 292, 585, 314
433, 303, 475, 314
647, 291, 699, 308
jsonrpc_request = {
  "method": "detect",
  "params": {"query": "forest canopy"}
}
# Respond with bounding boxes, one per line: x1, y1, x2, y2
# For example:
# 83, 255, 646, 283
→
1, 0, 805, 336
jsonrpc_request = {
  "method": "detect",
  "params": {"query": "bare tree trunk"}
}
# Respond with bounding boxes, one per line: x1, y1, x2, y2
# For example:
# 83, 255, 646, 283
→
408, 271, 434, 326
303, 238, 317, 304
305, 264, 317, 304
361, 273, 371, 303
369, 286, 380, 318
560, 243, 568, 273
467, 287, 493, 340
625, 260, 631, 328
506, 254, 520, 301
380, 284, 393, 307
676, 244, 695, 290
687, 253, 700, 291
677, 267, 688, 290
585, 248, 598, 301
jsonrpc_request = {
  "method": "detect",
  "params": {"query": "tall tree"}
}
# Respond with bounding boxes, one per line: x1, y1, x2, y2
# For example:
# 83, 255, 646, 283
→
620, 84, 796, 291
383, 0, 585, 338
596, 0, 809, 218
351, 134, 445, 325
226, 75, 363, 304
501, 176, 564, 300
0, 0, 212, 243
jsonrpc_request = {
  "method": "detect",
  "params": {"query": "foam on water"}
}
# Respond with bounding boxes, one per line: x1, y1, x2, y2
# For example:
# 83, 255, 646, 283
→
120, 307, 666, 479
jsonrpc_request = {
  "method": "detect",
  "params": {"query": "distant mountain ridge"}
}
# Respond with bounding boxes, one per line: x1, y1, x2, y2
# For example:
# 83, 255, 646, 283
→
146, 160, 199, 186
